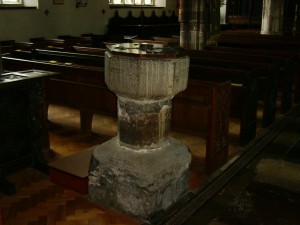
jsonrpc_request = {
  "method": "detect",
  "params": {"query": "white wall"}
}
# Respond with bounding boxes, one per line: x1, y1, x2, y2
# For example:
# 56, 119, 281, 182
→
0, 0, 178, 42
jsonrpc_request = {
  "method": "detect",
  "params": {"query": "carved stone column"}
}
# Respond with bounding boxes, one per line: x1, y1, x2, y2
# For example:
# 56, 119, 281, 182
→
88, 43, 191, 219
261, 0, 284, 35
179, 0, 207, 50
0, 43, 3, 74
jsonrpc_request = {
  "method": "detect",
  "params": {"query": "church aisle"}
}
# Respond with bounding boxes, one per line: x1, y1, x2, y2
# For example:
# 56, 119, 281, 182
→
182, 103, 300, 225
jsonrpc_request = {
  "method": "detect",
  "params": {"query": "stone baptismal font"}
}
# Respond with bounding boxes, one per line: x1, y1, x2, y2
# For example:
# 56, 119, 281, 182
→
88, 43, 191, 219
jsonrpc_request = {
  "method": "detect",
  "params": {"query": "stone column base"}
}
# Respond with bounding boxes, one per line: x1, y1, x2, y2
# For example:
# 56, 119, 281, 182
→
88, 137, 191, 219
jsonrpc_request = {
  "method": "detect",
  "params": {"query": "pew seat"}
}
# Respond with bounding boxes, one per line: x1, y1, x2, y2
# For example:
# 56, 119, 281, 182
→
2, 53, 232, 174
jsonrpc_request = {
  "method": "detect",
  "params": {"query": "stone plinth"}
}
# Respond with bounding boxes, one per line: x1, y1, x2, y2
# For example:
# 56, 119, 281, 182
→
88, 43, 191, 219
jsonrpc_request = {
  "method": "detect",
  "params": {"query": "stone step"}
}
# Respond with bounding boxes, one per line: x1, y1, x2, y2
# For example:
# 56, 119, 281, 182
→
48, 146, 96, 194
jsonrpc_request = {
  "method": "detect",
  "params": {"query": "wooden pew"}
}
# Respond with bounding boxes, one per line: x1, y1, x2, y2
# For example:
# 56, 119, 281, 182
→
32, 49, 105, 67
205, 45, 299, 110
226, 16, 261, 29
57, 35, 93, 47
2, 54, 232, 174
71, 46, 106, 55
188, 64, 259, 146
9, 42, 36, 58
36, 39, 284, 127
187, 51, 281, 128
172, 79, 231, 173
81, 34, 108, 48
1, 55, 115, 132
4, 39, 101, 57
2, 47, 105, 67
218, 32, 300, 51
219, 30, 300, 42
30, 36, 85, 51
0, 45, 13, 54
3, 47, 259, 145
0, 40, 15, 54
0, 41, 38, 59
187, 49, 294, 114
216, 33, 300, 106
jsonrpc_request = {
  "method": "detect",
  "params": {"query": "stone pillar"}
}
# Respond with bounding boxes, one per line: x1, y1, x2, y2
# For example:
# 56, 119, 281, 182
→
220, 0, 227, 25
208, 0, 221, 46
261, 0, 284, 35
88, 43, 191, 219
0, 43, 3, 74
179, 0, 207, 50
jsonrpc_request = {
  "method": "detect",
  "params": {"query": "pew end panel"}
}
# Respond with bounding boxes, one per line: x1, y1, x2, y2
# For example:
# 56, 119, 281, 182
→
215, 34, 300, 113
4, 51, 236, 176
172, 79, 231, 174
188, 65, 259, 147
188, 48, 286, 128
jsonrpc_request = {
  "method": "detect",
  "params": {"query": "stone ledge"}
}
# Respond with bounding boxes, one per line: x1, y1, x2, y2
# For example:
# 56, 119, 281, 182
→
254, 158, 300, 194
48, 145, 98, 194
48, 145, 97, 178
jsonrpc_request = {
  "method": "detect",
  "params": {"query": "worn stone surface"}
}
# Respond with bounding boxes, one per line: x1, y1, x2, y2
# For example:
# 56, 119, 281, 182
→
118, 97, 171, 149
88, 45, 191, 219
88, 137, 191, 219
105, 51, 189, 100
261, 0, 284, 35
254, 158, 300, 193
0, 51, 2, 74
179, 0, 207, 50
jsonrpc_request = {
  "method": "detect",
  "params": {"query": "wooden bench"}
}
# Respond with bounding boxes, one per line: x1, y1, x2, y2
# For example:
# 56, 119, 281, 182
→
4, 46, 259, 145
216, 33, 300, 101
188, 64, 259, 146
8, 42, 36, 58
32, 48, 105, 67
187, 51, 281, 128
30, 38, 77, 51
2, 55, 114, 131
218, 32, 300, 51
80, 33, 108, 48
187, 49, 295, 114
0, 40, 16, 54
172, 79, 231, 173
27, 46, 278, 133
205, 45, 299, 109
2, 53, 233, 173
2, 46, 105, 67
226, 16, 261, 30
71, 46, 106, 55
56, 35, 93, 47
